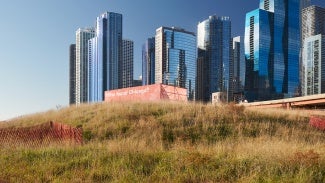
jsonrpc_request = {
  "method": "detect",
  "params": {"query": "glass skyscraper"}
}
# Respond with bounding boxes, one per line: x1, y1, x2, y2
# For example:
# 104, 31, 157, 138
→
155, 27, 196, 100
244, 9, 274, 102
142, 37, 155, 86
232, 36, 245, 102
197, 16, 232, 102
272, 0, 301, 98
75, 28, 95, 105
244, 0, 302, 102
69, 44, 76, 105
122, 39, 134, 88
88, 12, 122, 102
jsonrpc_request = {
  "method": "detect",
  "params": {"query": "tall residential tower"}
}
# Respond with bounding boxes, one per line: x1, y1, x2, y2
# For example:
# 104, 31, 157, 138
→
75, 28, 95, 104
301, 5, 325, 95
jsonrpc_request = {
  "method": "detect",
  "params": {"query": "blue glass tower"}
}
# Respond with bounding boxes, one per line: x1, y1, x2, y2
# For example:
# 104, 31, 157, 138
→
244, 9, 274, 101
142, 38, 155, 85
264, 0, 301, 98
155, 27, 196, 100
197, 16, 232, 102
244, 0, 301, 101
271, 0, 301, 98
88, 12, 122, 102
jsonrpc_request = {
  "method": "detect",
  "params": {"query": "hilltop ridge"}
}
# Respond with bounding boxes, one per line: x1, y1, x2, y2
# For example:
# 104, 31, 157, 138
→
0, 102, 324, 182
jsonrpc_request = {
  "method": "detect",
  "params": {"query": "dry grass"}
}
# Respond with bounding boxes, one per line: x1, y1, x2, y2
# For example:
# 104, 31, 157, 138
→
0, 101, 324, 182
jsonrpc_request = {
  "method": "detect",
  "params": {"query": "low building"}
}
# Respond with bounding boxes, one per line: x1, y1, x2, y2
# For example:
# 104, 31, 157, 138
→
105, 84, 187, 102
211, 92, 227, 104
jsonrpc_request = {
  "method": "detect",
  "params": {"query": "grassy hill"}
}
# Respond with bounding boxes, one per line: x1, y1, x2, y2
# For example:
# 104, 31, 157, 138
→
0, 102, 324, 182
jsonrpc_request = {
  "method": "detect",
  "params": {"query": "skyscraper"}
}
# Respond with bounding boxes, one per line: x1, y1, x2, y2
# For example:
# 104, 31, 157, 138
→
302, 35, 325, 95
244, 0, 302, 101
122, 39, 134, 88
75, 28, 95, 105
142, 37, 155, 85
232, 36, 245, 102
155, 27, 196, 100
273, 0, 301, 97
244, 9, 274, 102
88, 12, 122, 102
196, 16, 232, 102
69, 44, 76, 105
301, 5, 325, 95
299, 1, 312, 94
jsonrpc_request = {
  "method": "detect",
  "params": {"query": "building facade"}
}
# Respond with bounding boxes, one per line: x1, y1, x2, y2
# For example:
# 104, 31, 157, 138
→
122, 39, 134, 88
75, 28, 95, 104
302, 34, 325, 95
196, 16, 232, 102
69, 44, 76, 105
88, 12, 123, 102
244, 9, 274, 102
142, 37, 155, 86
155, 27, 196, 100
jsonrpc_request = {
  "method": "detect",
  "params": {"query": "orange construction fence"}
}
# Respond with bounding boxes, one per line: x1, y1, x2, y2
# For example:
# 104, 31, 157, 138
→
0, 121, 82, 147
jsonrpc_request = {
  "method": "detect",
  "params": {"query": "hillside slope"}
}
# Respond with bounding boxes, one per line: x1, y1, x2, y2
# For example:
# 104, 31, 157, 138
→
0, 102, 324, 182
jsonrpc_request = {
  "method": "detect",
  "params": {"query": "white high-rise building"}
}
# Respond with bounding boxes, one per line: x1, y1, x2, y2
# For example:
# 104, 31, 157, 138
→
301, 5, 325, 96
75, 27, 95, 105
302, 35, 325, 95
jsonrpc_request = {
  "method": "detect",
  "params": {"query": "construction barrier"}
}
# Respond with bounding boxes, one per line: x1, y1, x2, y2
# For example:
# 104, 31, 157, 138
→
309, 116, 325, 131
0, 121, 82, 148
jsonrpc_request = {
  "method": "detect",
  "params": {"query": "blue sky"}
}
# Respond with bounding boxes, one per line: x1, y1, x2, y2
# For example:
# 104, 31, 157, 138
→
0, 0, 324, 121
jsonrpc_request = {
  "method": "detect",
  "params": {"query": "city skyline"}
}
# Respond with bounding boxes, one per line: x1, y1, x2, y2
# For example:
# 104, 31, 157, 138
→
1, 0, 325, 121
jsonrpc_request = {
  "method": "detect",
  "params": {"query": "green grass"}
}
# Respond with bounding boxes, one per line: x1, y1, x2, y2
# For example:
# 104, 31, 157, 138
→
0, 102, 324, 182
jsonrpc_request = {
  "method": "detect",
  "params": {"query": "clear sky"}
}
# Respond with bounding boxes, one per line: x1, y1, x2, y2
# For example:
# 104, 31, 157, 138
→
0, 0, 324, 121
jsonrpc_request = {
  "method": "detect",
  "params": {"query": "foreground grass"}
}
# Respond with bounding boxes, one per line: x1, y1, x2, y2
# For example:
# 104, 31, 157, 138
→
0, 102, 324, 182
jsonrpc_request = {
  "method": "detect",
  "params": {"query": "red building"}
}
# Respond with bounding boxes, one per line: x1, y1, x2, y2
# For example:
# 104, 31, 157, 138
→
105, 84, 187, 102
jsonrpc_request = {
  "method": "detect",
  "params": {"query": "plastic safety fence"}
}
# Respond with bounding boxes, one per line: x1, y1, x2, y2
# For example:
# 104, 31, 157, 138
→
309, 116, 325, 131
0, 121, 82, 148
